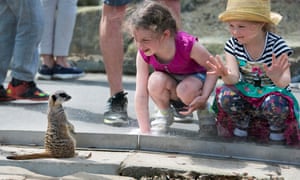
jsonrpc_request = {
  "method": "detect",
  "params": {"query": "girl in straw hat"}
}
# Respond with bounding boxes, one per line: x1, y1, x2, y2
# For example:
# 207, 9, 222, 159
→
208, 0, 299, 145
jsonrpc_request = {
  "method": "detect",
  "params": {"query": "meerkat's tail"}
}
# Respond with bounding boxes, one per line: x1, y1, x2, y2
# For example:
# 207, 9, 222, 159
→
7, 152, 53, 160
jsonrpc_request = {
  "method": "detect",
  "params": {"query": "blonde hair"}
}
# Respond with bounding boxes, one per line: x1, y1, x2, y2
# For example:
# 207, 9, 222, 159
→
263, 23, 276, 33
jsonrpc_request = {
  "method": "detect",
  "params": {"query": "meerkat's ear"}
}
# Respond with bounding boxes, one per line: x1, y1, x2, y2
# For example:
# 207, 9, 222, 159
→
51, 94, 57, 102
49, 94, 57, 106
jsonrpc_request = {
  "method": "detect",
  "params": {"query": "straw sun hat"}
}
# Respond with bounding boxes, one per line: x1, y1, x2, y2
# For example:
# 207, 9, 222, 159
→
218, 0, 282, 25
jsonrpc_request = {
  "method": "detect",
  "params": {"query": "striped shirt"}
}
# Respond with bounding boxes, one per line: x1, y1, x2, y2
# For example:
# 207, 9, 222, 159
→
224, 32, 293, 86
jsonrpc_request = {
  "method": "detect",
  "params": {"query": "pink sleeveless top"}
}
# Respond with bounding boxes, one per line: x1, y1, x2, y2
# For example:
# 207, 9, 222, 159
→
139, 31, 206, 75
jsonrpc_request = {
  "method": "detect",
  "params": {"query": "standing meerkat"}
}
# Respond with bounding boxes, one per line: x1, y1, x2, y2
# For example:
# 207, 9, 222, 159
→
7, 90, 77, 160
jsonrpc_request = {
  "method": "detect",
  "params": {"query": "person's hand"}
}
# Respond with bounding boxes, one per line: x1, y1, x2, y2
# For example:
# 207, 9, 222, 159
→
263, 53, 290, 82
179, 95, 207, 115
206, 55, 231, 77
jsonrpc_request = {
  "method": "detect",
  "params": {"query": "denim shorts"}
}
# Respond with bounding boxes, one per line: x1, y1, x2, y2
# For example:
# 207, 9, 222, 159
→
170, 73, 206, 83
102, 0, 131, 6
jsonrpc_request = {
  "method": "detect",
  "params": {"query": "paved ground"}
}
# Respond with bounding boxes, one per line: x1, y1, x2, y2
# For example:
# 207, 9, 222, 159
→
0, 73, 299, 179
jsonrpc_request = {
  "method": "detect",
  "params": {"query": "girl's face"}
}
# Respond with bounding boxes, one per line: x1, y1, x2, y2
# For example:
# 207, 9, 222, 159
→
227, 21, 264, 44
132, 28, 163, 56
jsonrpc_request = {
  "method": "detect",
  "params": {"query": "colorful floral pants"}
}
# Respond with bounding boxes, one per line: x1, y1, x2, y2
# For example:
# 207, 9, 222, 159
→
217, 86, 289, 132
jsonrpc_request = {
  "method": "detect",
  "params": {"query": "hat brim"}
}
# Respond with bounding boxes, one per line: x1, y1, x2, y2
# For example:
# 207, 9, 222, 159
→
218, 11, 282, 25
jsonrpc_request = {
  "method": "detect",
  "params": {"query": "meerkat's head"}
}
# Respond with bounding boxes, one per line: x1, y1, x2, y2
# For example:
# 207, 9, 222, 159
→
49, 90, 71, 107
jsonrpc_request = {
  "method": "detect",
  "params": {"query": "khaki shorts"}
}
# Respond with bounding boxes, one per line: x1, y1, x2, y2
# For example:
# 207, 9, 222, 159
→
102, 0, 131, 6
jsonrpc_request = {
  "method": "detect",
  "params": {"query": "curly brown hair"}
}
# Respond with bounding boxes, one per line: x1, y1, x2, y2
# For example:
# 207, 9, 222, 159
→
126, 0, 178, 37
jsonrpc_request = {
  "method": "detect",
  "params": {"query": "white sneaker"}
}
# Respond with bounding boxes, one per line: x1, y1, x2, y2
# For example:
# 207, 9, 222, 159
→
269, 132, 285, 141
233, 128, 248, 137
269, 126, 285, 141
151, 109, 173, 134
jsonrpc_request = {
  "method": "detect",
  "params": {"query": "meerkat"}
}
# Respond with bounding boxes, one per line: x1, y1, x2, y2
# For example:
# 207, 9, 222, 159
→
7, 90, 77, 160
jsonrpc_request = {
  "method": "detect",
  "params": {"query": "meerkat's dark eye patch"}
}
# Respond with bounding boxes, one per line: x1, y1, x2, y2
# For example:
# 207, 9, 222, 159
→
59, 93, 68, 98
58, 92, 71, 100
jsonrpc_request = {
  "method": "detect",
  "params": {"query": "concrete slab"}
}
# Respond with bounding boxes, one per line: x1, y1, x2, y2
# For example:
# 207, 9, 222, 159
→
120, 151, 300, 179
139, 135, 300, 166
0, 146, 299, 179
0, 146, 131, 177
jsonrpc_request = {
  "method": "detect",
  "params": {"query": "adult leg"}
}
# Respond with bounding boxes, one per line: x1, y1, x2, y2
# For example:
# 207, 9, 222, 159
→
99, 4, 127, 96
9, 0, 44, 81
6, 0, 48, 101
55, 0, 78, 67
0, 1, 16, 84
40, 0, 57, 68
159, 0, 181, 29
99, 0, 130, 126
38, 0, 83, 80
47, 0, 84, 80
0, 1, 18, 101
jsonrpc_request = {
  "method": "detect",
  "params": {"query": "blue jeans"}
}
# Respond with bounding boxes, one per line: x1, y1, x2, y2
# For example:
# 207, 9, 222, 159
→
0, 0, 43, 84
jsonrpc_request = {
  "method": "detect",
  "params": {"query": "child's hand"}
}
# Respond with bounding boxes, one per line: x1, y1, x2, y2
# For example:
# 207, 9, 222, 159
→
206, 55, 231, 77
263, 53, 290, 82
179, 95, 207, 115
